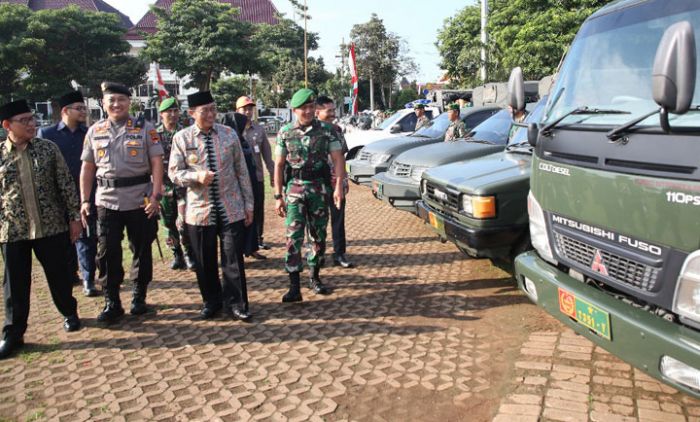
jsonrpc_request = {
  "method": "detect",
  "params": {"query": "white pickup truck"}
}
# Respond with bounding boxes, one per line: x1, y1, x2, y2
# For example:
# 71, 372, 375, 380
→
344, 107, 439, 160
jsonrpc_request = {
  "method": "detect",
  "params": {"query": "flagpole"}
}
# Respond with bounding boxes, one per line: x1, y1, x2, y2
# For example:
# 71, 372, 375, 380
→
304, 0, 308, 88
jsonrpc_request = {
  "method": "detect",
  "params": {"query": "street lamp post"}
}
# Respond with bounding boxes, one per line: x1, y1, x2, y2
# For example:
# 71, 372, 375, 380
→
481, 0, 489, 82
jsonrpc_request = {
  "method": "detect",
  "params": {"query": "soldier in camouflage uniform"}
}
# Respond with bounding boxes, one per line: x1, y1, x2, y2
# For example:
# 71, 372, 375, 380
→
444, 103, 467, 142
156, 98, 194, 270
274, 89, 346, 303
414, 103, 430, 131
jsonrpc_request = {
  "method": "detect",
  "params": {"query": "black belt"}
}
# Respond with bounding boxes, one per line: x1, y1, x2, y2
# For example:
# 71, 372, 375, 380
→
291, 167, 326, 180
97, 175, 150, 188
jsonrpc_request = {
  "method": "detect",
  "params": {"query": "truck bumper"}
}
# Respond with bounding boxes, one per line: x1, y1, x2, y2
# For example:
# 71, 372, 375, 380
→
346, 160, 387, 186
515, 250, 700, 399
372, 172, 420, 213
416, 200, 526, 258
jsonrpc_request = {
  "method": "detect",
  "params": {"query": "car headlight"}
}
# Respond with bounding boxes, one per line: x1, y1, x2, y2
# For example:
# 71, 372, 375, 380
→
410, 166, 427, 182
370, 153, 391, 165
528, 191, 556, 264
460, 194, 496, 219
673, 250, 700, 324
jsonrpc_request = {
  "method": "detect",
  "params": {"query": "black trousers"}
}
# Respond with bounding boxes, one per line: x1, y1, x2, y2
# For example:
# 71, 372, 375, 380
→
96, 207, 158, 297
2, 232, 78, 340
187, 221, 248, 312
330, 198, 347, 255
253, 181, 265, 244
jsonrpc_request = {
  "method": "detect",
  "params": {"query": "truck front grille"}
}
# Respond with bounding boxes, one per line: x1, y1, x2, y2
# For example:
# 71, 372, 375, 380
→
425, 182, 460, 211
554, 232, 661, 292
359, 151, 372, 161
390, 161, 411, 177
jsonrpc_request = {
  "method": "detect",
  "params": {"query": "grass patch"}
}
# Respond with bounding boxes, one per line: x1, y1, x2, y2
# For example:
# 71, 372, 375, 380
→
25, 409, 45, 422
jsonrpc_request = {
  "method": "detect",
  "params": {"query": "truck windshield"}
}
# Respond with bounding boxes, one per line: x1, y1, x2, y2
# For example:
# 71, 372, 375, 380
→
413, 111, 453, 138
545, 0, 700, 129
468, 109, 513, 144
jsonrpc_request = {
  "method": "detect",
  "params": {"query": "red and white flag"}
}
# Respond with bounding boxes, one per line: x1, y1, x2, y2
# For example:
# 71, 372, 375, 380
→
155, 64, 169, 100
348, 43, 358, 115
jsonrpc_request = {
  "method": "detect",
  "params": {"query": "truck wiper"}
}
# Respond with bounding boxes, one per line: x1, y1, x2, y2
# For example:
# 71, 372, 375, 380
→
506, 141, 532, 151
607, 105, 700, 141
465, 138, 496, 145
541, 107, 630, 136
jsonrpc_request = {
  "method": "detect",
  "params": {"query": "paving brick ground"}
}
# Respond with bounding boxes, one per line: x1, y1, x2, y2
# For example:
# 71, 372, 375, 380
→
0, 182, 698, 421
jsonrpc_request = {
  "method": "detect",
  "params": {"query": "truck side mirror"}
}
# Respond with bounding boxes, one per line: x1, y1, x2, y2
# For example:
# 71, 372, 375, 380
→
390, 124, 401, 134
528, 123, 539, 147
508, 67, 526, 113
652, 21, 696, 130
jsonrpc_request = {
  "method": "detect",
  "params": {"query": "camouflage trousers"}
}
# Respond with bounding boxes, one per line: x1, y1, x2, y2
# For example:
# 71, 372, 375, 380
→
160, 184, 190, 253
284, 180, 329, 273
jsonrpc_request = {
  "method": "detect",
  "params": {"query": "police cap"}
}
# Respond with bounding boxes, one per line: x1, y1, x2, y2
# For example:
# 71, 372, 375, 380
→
101, 82, 131, 97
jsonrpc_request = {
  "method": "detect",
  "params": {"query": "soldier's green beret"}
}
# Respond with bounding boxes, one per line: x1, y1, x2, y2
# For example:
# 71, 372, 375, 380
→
447, 103, 460, 111
290, 88, 316, 108
158, 97, 178, 113
413, 103, 425, 109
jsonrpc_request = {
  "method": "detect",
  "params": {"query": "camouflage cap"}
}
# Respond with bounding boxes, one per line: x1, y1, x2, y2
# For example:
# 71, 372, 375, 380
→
158, 97, 178, 113
290, 88, 315, 108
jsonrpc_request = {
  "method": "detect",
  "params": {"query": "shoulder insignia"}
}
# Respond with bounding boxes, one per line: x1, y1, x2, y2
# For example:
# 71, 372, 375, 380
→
149, 129, 160, 144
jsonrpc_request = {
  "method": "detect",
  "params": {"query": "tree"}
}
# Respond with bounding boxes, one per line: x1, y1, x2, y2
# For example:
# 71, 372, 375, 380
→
0, 5, 39, 103
350, 14, 416, 109
22, 6, 147, 105
142, 0, 262, 91
211, 76, 249, 112
436, 0, 613, 87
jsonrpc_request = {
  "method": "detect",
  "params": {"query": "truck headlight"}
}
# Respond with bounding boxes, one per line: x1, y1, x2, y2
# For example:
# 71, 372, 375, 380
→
673, 250, 700, 323
528, 191, 556, 264
370, 153, 391, 165
460, 194, 496, 219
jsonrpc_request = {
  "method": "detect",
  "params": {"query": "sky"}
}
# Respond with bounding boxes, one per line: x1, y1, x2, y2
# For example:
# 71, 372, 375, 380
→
104, 0, 470, 83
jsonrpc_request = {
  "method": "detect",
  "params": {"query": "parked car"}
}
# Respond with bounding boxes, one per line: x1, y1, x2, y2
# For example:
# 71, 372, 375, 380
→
372, 107, 519, 213
416, 94, 547, 266
344, 107, 439, 160
346, 106, 500, 186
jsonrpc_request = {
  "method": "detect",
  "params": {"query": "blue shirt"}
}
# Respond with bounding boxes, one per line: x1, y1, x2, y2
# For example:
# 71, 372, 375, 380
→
38, 121, 87, 188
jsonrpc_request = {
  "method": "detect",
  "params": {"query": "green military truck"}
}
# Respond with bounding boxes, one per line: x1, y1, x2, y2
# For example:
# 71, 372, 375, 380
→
515, 0, 700, 397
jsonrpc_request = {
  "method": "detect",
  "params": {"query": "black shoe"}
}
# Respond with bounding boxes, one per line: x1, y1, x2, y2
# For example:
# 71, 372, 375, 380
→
130, 283, 151, 315
63, 315, 81, 332
71, 274, 82, 286
184, 253, 196, 271
97, 302, 124, 324
83, 281, 99, 297
248, 251, 267, 260
333, 254, 353, 268
282, 272, 303, 303
230, 308, 252, 322
308, 267, 331, 295
200, 305, 221, 320
170, 249, 186, 270
258, 242, 271, 250
0, 336, 24, 360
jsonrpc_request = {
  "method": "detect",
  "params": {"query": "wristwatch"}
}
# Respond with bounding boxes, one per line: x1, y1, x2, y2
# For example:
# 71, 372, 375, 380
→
274, 194, 283, 200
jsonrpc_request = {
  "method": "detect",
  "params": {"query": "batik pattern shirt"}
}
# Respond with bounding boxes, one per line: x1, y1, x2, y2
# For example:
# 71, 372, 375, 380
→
169, 123, 254, 226
0, 138, 80, 243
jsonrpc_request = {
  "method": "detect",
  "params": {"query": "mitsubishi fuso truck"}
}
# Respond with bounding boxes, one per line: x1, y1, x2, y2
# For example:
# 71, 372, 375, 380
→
515, 0, 700, 397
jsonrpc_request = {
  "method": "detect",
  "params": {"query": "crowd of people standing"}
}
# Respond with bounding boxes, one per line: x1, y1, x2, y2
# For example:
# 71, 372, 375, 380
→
0, 82, 352, 360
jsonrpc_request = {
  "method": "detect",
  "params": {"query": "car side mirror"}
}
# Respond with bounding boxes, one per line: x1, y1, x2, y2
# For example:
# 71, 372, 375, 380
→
508, 67, 526, 113
528, 123, 539, 147
652, 21, 696, 131
390, 124, 401, 133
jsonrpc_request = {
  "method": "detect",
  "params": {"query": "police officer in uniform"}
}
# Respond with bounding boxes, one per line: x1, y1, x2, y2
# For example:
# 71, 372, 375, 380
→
414, 103, 430, 131
157, 98, 194, 270
444, 103, 467, 142
80, 82, 164, 323
274, 89, 346, 302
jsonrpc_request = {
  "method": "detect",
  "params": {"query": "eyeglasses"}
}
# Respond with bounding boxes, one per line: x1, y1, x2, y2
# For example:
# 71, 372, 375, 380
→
194, 107, 217, 115
68, 105, 88, 112
11, 115, 36, 126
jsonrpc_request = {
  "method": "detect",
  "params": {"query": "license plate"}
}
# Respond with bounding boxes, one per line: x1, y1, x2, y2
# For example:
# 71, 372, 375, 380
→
558, 288, 611, 340
428, 211, 443, 231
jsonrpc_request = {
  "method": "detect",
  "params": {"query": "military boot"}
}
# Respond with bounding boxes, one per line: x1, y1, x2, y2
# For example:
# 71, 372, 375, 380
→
282, 272, 303, 303
130, 283, 150, 315
97, 291, 124, 324
308, 267, 331, 295
170, 247, 186, 270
